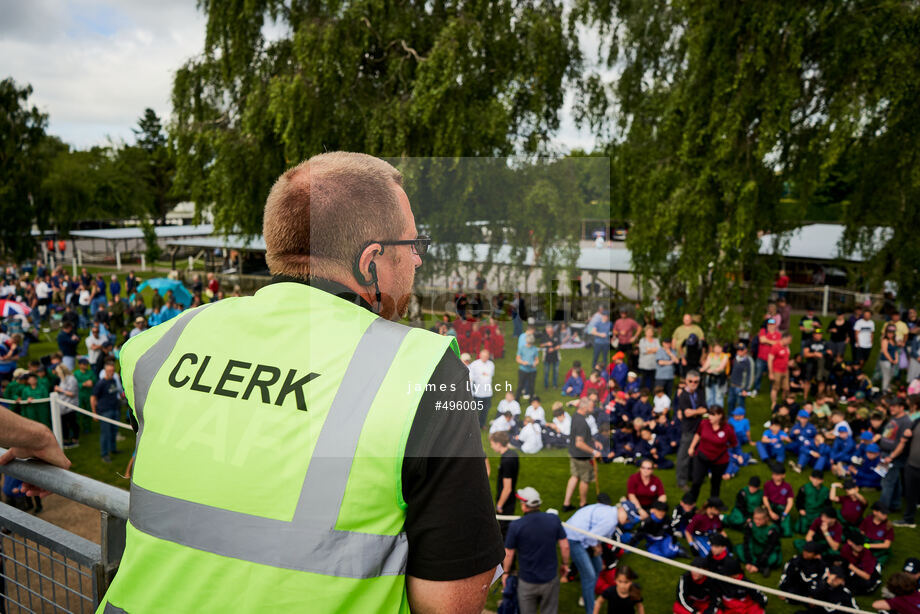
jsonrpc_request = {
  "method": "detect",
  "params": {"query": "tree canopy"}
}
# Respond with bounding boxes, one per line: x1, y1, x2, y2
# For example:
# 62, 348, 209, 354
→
571, 0, 920, 329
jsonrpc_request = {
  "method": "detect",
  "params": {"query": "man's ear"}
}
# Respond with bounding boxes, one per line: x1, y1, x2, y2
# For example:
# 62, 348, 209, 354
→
353, 243, 381, 286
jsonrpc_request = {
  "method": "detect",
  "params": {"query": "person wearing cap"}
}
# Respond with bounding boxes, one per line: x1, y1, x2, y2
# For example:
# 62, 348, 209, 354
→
726, 406, 751, 447
607, 351, 628, 390
763, 462, 795, 537
726, 343, 754, 414
829, 422, 856, 476
837, 529, 881, 594
787, 409, 818, 465
754, 317, 781, 396
857, 501, 893, 566
725, 476, 764, 530
902, 557, 920, 588
793, 469, 830, 534
685, 497, 727, 556
563, 493, 619, 614
880, 397, 913, 513
736, 507, 782, 578
802, 326, 831, 396
801, 565, 857, 613
872, 572, 920, 613
673, 556, 719, 614
779, 540, 826, 598
502, 487, 570, 614
588, 311, 613, 372
128, 315, 147, 339
848, 442, 883, 489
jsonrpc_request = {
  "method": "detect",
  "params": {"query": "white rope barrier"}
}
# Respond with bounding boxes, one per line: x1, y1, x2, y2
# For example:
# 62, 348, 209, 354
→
496, 514, 873, 614
49, 393, 133, 448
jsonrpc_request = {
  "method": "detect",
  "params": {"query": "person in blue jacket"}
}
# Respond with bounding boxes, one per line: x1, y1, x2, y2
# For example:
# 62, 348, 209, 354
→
829, 424, 856, 476
562, 371, 584, 397
848, 443, 883, 489
796, 432, 831, 472
787, 410, 817, 457
757, 421, 788, 462
729, 407, 751, 446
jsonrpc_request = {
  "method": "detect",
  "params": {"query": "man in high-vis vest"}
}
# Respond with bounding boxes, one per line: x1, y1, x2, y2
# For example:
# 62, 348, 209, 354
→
100, 152, 504, 613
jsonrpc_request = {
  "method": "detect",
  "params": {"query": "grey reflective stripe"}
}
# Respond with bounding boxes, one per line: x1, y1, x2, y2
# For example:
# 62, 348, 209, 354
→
129, 317, 412, 578
103, 602, 128, 614
132, 305, 212, 425
130, 482, 408, 577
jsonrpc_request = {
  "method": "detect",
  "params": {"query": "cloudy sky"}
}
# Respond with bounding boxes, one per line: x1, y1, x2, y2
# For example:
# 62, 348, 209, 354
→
0, 0, 597, 151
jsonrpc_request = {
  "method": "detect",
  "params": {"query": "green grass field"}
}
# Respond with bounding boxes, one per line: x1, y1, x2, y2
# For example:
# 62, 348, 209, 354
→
479, 321, 919, 613
14, 270, 917, 611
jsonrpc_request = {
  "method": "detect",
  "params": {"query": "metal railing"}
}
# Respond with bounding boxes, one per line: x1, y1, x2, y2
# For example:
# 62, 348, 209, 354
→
0, 447, 128, 612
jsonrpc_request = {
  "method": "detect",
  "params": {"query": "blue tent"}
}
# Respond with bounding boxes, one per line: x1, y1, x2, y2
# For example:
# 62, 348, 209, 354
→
136, 278, 193, 307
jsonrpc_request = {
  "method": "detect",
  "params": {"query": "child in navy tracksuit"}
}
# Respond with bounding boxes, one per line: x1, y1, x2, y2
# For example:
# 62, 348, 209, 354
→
634, 426, 674, 469
630, 389, 653, 422
654, 412, 680, 457
612, 422, 636, 460
595, 422, 614, 463
829, 427, 855, 476
637, 502, 685, 558
723, 443, 755, 479
786, 410, 817, 458
757, 421, 789, 462
797, 433, 831, 471
729, 407, 751, 446
848, 443, 882, 489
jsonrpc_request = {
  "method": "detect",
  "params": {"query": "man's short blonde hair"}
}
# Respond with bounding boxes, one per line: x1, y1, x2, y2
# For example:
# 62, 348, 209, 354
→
263, 152, 405, 279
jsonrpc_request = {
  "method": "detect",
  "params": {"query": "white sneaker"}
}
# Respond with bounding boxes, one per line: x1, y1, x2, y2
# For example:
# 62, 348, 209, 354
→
578, 596, 585, 607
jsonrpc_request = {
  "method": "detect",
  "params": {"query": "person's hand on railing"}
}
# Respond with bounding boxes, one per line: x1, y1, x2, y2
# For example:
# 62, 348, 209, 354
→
0, 406, 71, 496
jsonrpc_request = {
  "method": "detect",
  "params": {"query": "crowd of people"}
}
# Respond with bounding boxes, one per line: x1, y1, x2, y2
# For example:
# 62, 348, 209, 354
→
439, 289, 920, 614
0, 263, 238, 507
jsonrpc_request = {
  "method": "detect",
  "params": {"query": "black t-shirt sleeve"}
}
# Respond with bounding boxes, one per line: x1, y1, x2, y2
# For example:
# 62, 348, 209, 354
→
401, 347, 504, 581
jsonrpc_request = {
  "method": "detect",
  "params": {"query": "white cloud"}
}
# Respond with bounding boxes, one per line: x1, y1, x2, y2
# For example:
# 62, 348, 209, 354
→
0, 0, 608, 153
0, 0, 206, 148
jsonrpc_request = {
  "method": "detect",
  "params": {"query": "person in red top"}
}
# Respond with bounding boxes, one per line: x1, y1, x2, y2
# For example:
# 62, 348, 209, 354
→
482, 317, 505, 359
858, 501, 894, 565
581, 370, 606, 399
627, 459, 667, 514
687, 406, 737, 502
762, 462, 795, 536
872, 572, 920, 613
830, 479, 867, 527
754, 319, 782, 394
768, 333, 792, 404
685, 498, 727, 556
838, 529, 881, 594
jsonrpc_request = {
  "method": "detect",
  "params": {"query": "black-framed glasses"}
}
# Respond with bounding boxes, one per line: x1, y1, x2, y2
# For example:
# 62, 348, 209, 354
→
379, 235, 431, 256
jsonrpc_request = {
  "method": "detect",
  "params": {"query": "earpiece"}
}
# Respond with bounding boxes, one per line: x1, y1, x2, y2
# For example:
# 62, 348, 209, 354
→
353, 243, 379, 286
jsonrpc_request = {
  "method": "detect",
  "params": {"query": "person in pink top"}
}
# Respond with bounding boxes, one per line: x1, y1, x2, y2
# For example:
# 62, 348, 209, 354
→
753, 318, 781, 396
768, 333, 792, 404
613, 307, 641, 367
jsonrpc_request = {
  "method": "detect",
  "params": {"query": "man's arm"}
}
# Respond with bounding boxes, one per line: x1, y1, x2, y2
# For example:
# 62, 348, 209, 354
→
496, 477, 512, 511
407, 565, 497, 614
0, 407, 70, 470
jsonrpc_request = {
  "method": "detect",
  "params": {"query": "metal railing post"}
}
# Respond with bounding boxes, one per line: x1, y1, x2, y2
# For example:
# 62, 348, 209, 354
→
49, 392, 64, 448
